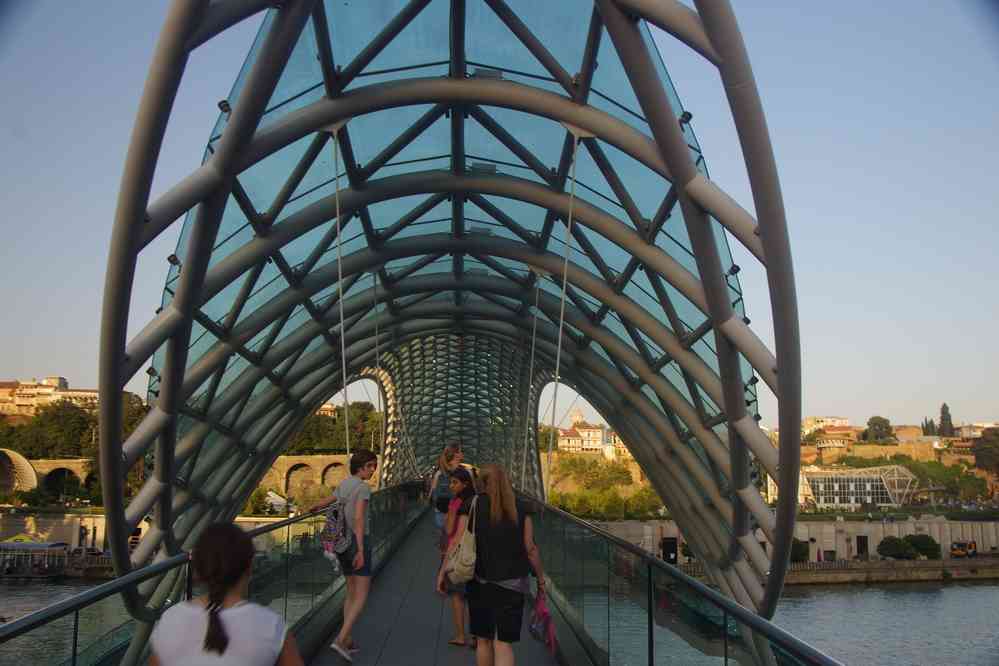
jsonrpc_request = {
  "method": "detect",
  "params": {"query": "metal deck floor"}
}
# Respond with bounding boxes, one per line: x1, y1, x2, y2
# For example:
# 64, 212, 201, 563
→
309, 512, 558, 665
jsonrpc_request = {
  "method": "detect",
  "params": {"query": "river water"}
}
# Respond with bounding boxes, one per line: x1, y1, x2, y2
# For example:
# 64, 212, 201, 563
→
3, 580, 998, 664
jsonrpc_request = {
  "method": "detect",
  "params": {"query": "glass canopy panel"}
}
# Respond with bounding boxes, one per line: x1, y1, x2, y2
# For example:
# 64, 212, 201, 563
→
143, 2, 764, 531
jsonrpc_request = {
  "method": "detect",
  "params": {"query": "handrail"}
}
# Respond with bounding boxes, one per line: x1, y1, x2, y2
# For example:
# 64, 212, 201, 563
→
528, 497, 843, 666
0, 552, 187, 643
0, 485, 410, 646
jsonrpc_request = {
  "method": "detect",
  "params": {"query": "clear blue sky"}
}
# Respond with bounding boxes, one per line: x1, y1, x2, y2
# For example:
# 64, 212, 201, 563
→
0, 2, 996, 430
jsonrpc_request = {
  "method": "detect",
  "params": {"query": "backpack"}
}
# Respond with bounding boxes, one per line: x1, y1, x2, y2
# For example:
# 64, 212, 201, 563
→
320, 485, 358, 561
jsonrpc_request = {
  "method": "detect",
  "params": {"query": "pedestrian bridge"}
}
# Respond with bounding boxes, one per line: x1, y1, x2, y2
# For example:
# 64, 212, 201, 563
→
0, 483, 838, 665
3, 0, 820, 663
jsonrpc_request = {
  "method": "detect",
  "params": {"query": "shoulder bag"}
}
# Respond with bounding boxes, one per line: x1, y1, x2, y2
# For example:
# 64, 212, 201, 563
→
445, 496, 478, 584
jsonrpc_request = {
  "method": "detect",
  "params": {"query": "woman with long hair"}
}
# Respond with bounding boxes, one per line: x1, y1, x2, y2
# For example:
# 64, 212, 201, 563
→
429, 443, 463, 532
436, 466, 477, 647
461, 464, 546, 666
149, 522, 304, 665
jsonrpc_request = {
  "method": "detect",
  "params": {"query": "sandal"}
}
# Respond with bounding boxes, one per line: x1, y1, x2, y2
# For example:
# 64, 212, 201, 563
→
448, 638, 468, 647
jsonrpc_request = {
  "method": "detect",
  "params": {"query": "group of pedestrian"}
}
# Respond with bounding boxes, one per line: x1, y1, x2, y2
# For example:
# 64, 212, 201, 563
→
432, 443, 547, 666
147, 443, 546, 666
149, 449, 379, 665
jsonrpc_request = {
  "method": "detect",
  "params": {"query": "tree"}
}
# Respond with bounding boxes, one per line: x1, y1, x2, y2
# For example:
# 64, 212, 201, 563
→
5, 400, 96, 458
877, 535, 917, 560
626, 485, 665, 519
903, 534, 941, 560
972, 428, 999, 475
862, 416, 894, 442
243, 487, 269, 515
921, 418, 937, 436
802, 429, 825, 444
939, 403, 955, 437
595, 488, 626, 520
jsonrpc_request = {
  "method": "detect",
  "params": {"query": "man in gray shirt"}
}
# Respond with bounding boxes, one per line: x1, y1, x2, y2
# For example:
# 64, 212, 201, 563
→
311, 449, 377, 661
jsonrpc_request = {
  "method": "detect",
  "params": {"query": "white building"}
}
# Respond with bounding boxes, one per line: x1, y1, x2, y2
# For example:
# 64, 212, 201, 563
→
802, 416, 850, 435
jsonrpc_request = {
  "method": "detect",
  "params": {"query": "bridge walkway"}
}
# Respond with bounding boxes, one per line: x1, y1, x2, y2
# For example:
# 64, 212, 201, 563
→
309, 512, 557, 665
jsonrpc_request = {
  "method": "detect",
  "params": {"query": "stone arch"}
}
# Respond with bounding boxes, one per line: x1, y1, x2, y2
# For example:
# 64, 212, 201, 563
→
321, 463, 345, 488
43, 467, 82, 497
0, 448, 37, 495
284, 463, 314, 496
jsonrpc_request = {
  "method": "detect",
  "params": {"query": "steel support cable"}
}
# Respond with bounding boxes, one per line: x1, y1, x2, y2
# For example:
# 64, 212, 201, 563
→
518, 282, 540, 488
545, 132, 581, 500
332, 128, 351, 457
371, 270, 389, 489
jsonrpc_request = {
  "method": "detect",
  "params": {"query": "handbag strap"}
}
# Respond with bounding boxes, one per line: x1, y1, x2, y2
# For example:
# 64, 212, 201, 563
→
467, 495, 478, 536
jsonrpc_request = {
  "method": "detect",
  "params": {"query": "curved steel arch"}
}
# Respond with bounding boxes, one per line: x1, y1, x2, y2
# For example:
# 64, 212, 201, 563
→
100, 0, 800, 623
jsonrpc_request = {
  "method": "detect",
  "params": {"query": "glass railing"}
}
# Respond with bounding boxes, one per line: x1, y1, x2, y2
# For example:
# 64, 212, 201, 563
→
0, 481, 425, 665
529, 499, 842, 666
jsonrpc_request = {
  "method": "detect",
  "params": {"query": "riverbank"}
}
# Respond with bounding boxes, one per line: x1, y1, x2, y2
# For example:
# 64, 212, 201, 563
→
680, 556, 999, 585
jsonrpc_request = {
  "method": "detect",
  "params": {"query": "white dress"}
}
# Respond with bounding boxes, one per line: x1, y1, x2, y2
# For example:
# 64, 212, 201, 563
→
150, 600, 286, 665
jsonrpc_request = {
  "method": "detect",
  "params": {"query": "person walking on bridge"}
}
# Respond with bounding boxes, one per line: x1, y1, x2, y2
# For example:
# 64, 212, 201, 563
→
310, 449, 378, 662
149, 522, 304, 666
463, 464, 546, 666
430, 444, 464, 536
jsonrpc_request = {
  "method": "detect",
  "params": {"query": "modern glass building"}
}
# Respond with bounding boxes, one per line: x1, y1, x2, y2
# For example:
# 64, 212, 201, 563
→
805, 466, 918, 509
98, 0, 802, 626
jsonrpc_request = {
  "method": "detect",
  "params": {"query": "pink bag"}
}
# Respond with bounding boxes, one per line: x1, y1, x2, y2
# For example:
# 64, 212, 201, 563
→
529, 591, 558, 655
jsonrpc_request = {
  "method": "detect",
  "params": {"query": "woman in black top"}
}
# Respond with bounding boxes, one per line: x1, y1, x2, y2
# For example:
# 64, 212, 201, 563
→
463, 463, 546, 666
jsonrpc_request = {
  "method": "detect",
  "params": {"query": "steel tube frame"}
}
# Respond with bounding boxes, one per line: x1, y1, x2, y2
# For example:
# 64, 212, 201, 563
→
99, 0, 800, 635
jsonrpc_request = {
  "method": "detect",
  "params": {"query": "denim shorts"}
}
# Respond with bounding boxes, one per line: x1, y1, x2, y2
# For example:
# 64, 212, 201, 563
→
337, 542, 373, 577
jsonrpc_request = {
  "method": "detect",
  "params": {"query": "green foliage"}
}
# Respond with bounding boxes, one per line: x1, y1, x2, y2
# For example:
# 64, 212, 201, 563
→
243, 487, 270, 515
0, 392, 145, 462
972, 428, 999, 474
286, 402, 385, 454
903, 533, 941, 560
16, 486, 57, 507
791, 537, 810, 563
550, 484, 664, 521
802, 429, 825, 444
862, 416, 894, 442
0, 400, 95, 458
625, 485, 665, 519
877, 535, 917, 560
939, 403, 955, 437
553, 455, 633, 492
921, 418, 937, 436
538, 425, 558, 452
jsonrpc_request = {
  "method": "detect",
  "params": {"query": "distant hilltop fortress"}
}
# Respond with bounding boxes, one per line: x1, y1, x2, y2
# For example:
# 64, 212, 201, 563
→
0, 376, 99, 419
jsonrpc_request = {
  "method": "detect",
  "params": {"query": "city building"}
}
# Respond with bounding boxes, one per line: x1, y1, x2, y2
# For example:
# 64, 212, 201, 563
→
574, 421, 604, 453
316, 402, 337, 418
0, 377, 99, 418
766, 465, 919, 508
804, 465, 918, 508
603, 429, 632, 461
956, 423, 999, 439
557, 427, 583, 452
801, 416, 850, 435
821, 425, 862, 441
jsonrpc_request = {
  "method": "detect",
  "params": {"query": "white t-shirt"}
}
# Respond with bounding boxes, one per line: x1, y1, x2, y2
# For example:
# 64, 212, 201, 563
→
150, 600, 287, 665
